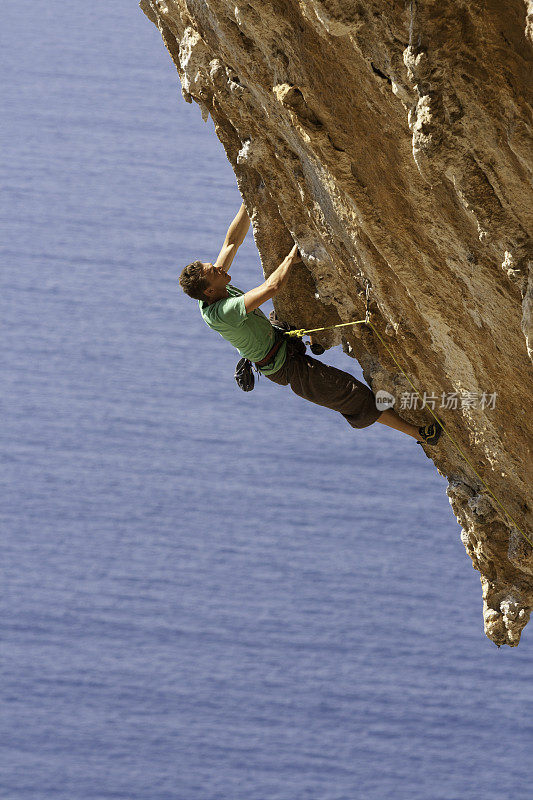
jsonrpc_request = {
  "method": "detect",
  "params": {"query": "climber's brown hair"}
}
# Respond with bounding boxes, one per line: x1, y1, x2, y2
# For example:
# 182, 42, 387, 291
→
179, 260, 208, 300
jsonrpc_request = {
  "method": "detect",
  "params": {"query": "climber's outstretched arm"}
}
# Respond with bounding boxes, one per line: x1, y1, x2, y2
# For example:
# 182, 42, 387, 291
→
215, 202, 250, 272
243, 244, 301, 312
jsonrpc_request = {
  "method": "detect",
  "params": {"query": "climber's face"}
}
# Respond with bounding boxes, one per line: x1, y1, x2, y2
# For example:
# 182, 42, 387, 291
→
202, 262, 230, 301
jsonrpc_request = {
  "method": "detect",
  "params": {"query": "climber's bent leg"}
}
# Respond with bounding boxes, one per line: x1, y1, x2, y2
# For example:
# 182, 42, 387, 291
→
376, 408, 420, 439
266, 351, 381, 429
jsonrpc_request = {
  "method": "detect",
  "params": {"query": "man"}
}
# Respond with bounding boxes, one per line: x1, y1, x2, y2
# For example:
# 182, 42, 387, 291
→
179, 201, 442, 445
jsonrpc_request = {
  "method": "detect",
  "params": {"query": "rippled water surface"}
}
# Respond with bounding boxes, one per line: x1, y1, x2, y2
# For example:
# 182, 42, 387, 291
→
1, 3, 531, 799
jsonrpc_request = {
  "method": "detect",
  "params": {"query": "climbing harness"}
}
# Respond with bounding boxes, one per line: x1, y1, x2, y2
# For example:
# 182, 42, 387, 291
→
234, 328, 305, 392
286, 282, 531, 546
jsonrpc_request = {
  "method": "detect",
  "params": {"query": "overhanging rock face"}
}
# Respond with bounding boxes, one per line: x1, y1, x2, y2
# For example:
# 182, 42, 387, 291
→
141, 0, 533, 645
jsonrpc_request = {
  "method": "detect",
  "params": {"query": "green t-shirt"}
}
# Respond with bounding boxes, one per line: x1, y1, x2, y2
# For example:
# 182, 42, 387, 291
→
199, 285, 287, 375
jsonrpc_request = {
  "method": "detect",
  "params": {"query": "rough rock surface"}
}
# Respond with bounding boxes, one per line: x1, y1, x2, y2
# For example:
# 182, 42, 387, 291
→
141, 0, 533, 645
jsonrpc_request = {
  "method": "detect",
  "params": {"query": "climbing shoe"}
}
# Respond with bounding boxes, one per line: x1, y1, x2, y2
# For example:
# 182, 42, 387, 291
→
417, 420, 443, 445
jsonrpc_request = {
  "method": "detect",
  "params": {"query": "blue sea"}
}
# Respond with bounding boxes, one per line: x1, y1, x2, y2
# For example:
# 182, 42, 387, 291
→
1, 3, 531, 799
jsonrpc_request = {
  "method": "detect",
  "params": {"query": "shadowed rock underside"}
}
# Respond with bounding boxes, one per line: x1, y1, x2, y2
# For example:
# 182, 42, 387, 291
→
141, 0, 533, 646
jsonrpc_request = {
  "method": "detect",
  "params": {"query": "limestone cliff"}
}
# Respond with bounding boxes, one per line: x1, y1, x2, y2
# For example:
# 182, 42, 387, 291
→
141, 0, 533, 646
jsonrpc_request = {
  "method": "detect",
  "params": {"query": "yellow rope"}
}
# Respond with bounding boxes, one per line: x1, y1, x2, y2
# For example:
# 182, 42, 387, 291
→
286, 316, 531, 546
286, 319, 367, 338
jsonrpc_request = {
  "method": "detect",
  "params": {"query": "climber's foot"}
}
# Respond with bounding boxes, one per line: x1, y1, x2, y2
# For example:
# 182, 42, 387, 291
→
417, 420, 443, 445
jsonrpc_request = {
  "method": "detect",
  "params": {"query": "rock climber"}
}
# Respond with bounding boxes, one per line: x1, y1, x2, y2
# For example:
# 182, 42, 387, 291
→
178, 201, 442, 446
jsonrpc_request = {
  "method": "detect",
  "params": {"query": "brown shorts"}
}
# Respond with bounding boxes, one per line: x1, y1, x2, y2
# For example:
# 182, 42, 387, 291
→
265, 348, 381, 429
